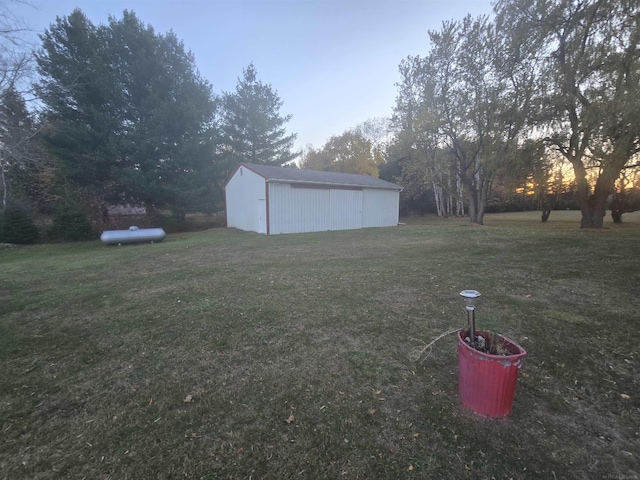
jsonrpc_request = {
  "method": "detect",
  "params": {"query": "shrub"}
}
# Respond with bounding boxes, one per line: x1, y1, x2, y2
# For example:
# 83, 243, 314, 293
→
0, 208, 40, 244
50, 210, 94, 241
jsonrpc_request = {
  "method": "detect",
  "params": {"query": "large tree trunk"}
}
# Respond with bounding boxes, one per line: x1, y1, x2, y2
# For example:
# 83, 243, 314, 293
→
463, 177, 479, 224
468, 194, 479, 224
610, 192, 637, 224
463, 176, 490, 225
579, 191, 608, 228
456, 176, 465, 217
611, 207, 623, 224
573, 161, 617, 229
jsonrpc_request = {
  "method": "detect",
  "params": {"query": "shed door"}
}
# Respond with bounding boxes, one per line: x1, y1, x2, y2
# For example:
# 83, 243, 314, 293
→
330, 189, 363, 230
257, 199, 266, 234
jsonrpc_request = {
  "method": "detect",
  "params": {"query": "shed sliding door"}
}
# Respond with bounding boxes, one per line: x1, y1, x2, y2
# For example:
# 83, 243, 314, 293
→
330, 189, 362, 231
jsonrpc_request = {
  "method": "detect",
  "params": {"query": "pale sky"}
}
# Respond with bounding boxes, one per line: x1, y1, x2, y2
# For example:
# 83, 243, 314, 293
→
14, 0, 495, 152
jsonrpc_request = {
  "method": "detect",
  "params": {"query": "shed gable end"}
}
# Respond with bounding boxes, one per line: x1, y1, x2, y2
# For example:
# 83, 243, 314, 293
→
225, 166, 268, 234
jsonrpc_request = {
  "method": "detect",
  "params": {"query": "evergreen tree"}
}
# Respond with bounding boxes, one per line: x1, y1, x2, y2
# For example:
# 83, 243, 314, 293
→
49, 207, 93, 241
220, 63, 298, 169
0, 208, 39, 244
36, 10, 116, 192
35, 9, 218, 224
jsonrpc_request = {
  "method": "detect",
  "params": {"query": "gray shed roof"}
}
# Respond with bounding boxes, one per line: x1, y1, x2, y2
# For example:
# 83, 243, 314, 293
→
240, 163, 402, 191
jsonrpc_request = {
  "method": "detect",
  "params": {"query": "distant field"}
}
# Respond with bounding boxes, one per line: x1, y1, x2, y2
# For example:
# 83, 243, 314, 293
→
487, 209, 640, 225
405, 209, 640, 227
1, 212, 638, 479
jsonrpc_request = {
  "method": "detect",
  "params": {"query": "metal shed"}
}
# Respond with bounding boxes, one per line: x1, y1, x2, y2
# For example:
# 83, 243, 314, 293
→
225, 163, 402, 235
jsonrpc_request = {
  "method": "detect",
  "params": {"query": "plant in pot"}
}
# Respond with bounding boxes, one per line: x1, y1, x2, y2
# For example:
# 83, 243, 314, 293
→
411, 290, 527, 418
457, 290, 527, 417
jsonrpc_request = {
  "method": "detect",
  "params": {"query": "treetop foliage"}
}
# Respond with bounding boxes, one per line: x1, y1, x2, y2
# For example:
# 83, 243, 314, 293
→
220, 63, 298, 167
300, 128, 380, 177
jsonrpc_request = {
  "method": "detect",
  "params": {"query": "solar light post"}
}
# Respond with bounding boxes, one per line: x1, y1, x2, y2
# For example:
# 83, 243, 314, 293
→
460, 290, 481, 347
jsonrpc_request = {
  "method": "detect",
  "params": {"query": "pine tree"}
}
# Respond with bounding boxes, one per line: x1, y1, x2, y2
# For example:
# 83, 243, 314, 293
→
35, 9, 218, 224
0, 208, 39, 244
220, 63, 298, 168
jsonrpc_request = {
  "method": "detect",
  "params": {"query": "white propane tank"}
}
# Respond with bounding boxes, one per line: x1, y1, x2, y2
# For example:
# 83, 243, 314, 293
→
100, 227, 166, 245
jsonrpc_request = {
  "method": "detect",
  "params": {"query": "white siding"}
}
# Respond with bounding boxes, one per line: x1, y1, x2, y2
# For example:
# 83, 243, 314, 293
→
268, 183, 330, 234
330, 189, 363, 230
266, 184, 398, 234
225, 167, 267, 234
362, 189, 400, 227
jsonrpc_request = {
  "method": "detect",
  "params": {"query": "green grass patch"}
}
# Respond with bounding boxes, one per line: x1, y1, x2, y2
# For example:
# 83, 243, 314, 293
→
1, 211, 639, 479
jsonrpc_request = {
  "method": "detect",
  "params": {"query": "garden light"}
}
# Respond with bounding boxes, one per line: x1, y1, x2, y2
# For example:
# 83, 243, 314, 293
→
460, 290, 481, 346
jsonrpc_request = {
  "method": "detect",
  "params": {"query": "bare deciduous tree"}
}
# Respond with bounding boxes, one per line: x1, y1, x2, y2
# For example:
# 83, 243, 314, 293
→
0, 1, 40, 211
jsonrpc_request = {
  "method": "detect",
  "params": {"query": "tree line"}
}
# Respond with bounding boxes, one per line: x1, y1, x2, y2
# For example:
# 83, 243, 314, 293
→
0, 7, 297, 241
389, 0, 640, 227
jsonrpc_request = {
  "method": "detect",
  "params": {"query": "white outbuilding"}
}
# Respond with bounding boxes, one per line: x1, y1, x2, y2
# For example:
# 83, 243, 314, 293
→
225, 163, 402, 235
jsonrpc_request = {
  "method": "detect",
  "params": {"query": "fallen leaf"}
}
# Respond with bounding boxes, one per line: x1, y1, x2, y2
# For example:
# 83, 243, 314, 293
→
620, 393, 630, 400
369, 408, 376, 415
285, 414, 295, 424
183, 394, 193, 403
408, 465, 414, 471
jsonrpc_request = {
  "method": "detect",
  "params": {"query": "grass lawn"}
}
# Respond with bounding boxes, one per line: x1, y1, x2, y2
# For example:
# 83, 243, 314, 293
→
1, 211, 639, 479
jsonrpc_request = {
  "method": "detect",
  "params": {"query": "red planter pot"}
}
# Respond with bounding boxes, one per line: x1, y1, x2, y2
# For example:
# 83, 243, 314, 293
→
457, 330, 527, 417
